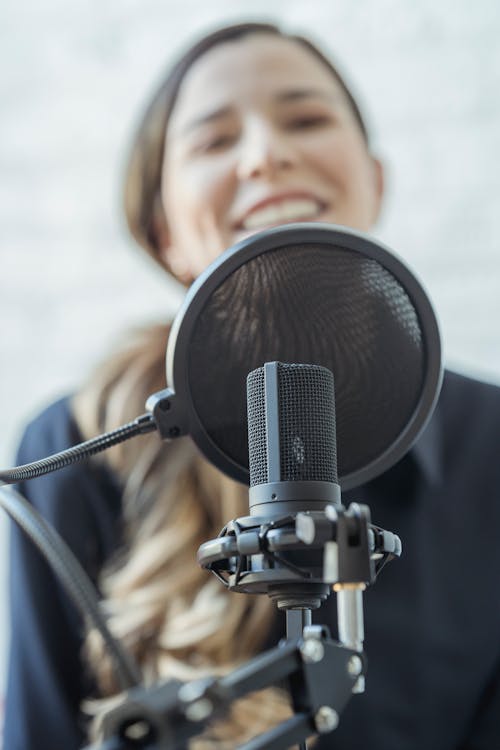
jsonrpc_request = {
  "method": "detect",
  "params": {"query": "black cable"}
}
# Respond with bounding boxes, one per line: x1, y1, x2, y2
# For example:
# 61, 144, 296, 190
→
0, 485, 142, 691
0, 412, 160, 691
0, 413, 156, 485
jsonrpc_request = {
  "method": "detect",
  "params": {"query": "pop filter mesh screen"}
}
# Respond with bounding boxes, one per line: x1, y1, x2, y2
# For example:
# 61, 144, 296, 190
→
187, 243, 424, 479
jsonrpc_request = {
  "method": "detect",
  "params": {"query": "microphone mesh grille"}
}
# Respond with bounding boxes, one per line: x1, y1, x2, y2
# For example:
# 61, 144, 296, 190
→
279, 363, 337, 483
247, 363, 337, 486
247, 366, 267, 486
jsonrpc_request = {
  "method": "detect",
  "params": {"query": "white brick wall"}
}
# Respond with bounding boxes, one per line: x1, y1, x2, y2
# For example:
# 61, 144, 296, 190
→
1, 0, 499, 692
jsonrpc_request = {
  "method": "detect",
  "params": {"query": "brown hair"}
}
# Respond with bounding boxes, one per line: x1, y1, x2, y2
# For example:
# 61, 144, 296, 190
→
123, 22, 370, 279
75, 324, 290, 747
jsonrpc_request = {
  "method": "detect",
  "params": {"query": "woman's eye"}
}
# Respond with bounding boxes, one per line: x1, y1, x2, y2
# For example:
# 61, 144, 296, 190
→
286, 115, 333, 130
199, 134, 236, 153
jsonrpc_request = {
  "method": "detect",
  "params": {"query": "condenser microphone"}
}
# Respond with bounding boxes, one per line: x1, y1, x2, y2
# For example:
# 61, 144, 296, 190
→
198, 360, 401, 620
247, 361, 367, 657
246, 361, 341, 517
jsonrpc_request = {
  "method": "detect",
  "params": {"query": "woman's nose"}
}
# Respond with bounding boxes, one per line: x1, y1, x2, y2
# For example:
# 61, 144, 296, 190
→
236, 122, 296, 181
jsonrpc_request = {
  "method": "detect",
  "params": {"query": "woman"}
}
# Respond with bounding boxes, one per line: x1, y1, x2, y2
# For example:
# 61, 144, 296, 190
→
5, 21, 500, 750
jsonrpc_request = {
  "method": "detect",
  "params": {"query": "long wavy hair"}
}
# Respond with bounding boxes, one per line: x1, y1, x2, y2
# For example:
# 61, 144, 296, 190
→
73, 324, 286, 746
74, 21, 369, 747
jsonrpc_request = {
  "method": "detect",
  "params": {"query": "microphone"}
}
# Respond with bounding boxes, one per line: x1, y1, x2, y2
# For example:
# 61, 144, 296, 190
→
198, 360, 401, 659
247, 362, 365, 662
244, 361, 341, 611
246, 361, 341, 517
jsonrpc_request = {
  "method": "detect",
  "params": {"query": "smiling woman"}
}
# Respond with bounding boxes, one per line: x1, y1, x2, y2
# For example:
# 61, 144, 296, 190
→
5, 20, 500, 750
123, 24, 378, 285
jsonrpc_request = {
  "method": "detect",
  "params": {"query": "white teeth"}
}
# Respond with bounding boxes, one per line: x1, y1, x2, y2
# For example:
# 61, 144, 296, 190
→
242, 199, 321, 230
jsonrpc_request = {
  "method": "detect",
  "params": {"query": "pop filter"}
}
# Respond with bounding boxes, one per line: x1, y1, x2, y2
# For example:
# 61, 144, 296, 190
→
162, 223, 442, 490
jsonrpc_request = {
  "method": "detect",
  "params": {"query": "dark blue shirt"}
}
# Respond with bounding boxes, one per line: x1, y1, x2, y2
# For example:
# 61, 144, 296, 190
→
4, 370, 500, 749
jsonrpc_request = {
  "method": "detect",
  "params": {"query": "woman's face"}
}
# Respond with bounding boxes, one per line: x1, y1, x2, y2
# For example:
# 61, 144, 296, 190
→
160, 33, 383, 281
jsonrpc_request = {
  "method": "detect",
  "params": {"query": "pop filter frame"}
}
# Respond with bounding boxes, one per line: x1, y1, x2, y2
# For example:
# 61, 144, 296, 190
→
164, 223, 442, 490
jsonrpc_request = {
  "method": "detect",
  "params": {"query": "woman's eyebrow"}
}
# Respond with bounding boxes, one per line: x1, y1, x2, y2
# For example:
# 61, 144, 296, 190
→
274, 87, 339, 103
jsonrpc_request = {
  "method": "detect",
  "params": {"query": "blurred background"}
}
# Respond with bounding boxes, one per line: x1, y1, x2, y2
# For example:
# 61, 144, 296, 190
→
1, 0, 499, 692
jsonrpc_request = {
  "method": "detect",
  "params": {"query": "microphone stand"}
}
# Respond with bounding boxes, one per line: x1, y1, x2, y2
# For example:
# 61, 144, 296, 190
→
285, 611, 311, 750
88, 503, 401, 750
87, 626, 361, 750
88, 362, 401, 749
